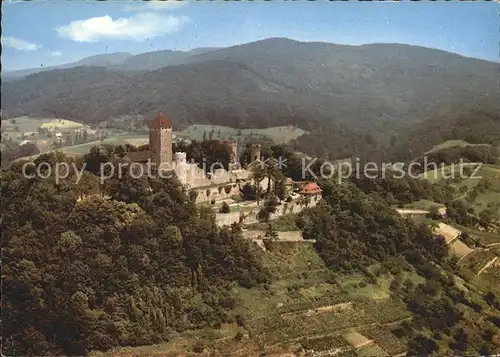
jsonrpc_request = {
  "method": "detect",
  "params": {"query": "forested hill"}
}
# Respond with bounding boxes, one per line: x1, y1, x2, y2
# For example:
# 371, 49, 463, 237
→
3, 38, 499, 136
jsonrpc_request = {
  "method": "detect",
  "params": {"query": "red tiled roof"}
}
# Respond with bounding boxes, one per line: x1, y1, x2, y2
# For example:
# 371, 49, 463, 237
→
299, 182, 322, 195
150, 112, 172, 129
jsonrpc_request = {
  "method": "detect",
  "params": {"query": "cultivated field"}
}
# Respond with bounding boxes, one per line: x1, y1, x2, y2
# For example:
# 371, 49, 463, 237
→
360, 326, 407, 356
40, 118, 84, 130
3, 116, 47, 133
61, 134, 149, 155
343, 332, 373, 349
178, 124, 308, 144
355, 343, 390, 357
450, 239, 474, 260
2, 116, 85, 138
434, 223, 461, 244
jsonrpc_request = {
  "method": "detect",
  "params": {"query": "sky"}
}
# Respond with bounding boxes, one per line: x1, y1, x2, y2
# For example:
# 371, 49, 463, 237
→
2, 0, 498, 71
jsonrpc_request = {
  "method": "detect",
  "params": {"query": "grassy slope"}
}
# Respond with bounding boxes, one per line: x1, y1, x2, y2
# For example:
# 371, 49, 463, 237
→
403, 199, 445, 211
424, 140, 492, 154
423, 163, 500, 219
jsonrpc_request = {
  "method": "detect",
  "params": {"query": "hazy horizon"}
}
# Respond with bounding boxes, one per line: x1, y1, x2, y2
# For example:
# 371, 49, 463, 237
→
4, 37, 499, 73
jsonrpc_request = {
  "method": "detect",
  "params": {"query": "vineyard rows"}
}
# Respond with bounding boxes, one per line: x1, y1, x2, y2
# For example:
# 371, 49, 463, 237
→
334, 349, 357, 357
279, 294, 352, 314
300, 335, 350, 352
360, 326, 406, 355
358, 299, 412, 324
251, 309, 373, 344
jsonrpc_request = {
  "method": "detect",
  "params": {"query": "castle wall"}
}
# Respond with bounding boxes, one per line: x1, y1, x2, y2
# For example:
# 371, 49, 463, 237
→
214, 193, 322, 226
250, 144, 262, 162
193, 183, 241, 204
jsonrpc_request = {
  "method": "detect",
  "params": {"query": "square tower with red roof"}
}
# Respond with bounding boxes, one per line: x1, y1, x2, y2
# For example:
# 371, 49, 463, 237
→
149, 112, 173, 169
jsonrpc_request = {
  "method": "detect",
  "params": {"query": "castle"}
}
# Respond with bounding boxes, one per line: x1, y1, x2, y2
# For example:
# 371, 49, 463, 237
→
124, 112, 254, 193
124, 112, 322, 224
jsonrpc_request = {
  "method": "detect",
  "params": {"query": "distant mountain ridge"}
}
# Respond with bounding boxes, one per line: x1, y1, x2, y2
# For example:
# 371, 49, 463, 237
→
3, 47, 220, 78
3, 38, 499, 158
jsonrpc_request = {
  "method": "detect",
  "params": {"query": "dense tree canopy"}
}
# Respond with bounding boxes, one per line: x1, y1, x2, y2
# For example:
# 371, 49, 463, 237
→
1, 152, 269, 356
298, 179, 449, 271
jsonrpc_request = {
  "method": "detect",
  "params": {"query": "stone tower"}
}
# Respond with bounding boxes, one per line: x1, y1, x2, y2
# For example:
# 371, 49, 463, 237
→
250, 144, 262, 162
149, 112, 173, 169
224, 140, 238, 163
174, 152, 189, 185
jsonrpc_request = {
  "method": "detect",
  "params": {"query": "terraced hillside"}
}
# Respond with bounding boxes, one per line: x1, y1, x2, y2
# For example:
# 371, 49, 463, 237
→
91, 243, 416, 356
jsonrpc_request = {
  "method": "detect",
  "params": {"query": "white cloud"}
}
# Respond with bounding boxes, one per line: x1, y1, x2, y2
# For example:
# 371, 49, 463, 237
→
56, 12, 189, 42
51, 50, 63, 56
123, 1, 186, 11
3, 36, 40, 51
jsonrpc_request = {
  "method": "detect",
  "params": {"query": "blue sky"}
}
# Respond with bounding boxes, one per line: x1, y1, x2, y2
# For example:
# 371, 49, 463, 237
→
2, 0, 498, 71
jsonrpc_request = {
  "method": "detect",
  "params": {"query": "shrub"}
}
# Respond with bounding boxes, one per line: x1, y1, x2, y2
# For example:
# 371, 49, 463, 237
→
488, 315, 500, 328
286, 196, 293, 202
220, 202, 230, 213
189, 190, 198, 201
235, 331, 244, 341
224, 185, 232, 194
211, 199, 216, 205
235, 314, 245, 327
218, 186, 223, 194
193, 340, 206, 353
206, 189, 211, 196
427, 205, 442, 220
